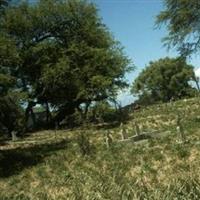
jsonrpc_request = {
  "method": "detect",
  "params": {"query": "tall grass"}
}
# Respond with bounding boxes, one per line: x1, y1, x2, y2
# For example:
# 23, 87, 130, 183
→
0, 97, 200, 199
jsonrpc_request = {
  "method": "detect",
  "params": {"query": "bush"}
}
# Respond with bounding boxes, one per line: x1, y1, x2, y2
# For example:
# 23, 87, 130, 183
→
88, 101, 129, 123
77, 132, 94, 156
0, 95, 24, 136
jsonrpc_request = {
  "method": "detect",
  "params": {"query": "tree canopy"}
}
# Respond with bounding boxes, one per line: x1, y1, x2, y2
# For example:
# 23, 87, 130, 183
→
0, 0, 132, 130
131, 57, 196, 104
0, 0, 24, 134
156, 0, 200, 56
0, 0, 9, 11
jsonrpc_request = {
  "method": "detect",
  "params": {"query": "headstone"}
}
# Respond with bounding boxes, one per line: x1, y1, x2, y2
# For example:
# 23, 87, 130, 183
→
134, 122, 140, 136
11, 131, 18, 141
105, 131, 112, 148
176, 115, 186, 143
120, 123, 127, 140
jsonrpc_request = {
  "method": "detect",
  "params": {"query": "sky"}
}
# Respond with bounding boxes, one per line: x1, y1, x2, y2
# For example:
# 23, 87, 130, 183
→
91, 0, 200, 105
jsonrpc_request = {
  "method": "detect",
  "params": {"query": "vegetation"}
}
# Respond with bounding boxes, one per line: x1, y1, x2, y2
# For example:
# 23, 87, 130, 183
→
0, 0, 9, 11
156, 0, 200, 56
131, 57, 197, 104
0, 0, 200, 199
1, 97, 200, 199
0, 0, 24, 135
0, 0, 131, 132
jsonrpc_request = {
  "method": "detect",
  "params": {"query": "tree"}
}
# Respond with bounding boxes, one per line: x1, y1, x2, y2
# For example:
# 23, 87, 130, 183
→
131, 57, 196, 104
0, 36, 24, 135
0, 0, 24, 135
0, 0, 9, 11
156, 0, 200, 56
0, 0, 132, 126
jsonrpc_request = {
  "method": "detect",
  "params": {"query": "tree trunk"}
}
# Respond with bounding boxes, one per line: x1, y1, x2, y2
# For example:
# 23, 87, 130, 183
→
45, 101, 51, 124
25, 101, 36, 130
83, 102, 90, 121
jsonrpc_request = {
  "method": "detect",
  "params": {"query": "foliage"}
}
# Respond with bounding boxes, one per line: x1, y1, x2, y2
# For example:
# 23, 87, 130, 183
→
0, 0, 132, 126
0, 0, 24, 135
156, 0, 200, 56
89, 101, 116, 122
132, 57, 196, 104
0, 94, 24, 134
0, 0, 9, 11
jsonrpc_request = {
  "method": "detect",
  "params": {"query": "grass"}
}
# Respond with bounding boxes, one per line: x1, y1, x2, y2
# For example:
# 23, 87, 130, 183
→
0, 97, 200, 199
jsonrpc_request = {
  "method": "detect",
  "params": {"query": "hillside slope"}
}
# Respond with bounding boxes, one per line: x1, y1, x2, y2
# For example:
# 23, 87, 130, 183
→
0, 97, 200, 200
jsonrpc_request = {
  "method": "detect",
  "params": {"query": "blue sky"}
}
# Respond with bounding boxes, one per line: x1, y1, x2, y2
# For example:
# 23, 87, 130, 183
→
91, 0, 200, 105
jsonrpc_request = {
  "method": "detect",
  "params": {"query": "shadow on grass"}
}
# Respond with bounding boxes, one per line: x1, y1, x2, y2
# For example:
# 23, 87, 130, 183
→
0, 139, 69, 178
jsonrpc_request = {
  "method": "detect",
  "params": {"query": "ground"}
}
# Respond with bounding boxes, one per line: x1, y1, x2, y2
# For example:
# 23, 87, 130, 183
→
0, 97, 200, 199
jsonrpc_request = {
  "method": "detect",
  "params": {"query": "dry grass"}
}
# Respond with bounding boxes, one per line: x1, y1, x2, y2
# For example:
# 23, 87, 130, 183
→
0, 97, 200, 199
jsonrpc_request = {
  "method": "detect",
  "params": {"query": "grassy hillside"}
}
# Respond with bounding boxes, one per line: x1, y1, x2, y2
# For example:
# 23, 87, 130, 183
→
1, 97, 200, 200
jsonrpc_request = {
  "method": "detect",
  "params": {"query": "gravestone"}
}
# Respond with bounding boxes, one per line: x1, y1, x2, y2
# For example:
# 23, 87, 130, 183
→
105, 131, 112, 148
11, 131, 18, 141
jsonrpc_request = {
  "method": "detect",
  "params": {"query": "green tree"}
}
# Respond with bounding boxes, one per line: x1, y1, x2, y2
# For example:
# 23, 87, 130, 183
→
0, 37, 24, 135
156, 0, 200, 56
0, 0, 132, 126
131, 57, 196, 104
0, 0, 24, 135
0, 0, 9, 11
